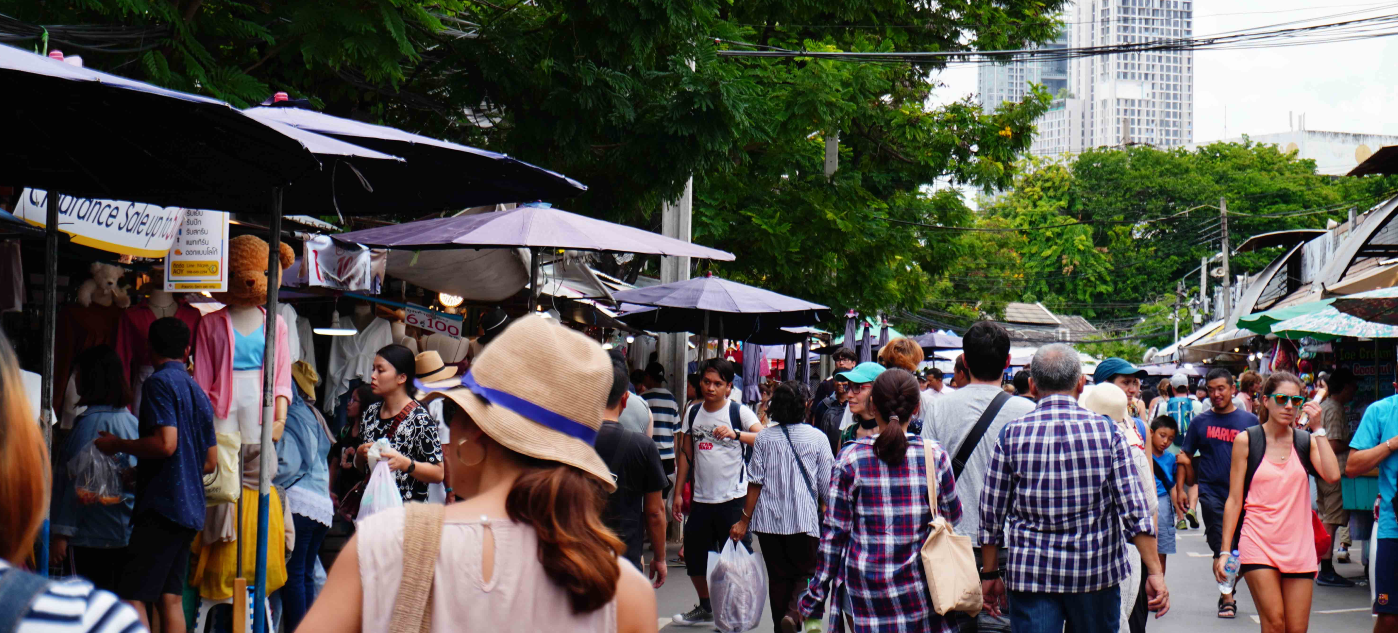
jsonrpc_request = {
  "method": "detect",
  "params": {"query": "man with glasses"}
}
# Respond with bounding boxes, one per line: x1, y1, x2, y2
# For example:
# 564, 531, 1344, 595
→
1179, 367, 1258, 619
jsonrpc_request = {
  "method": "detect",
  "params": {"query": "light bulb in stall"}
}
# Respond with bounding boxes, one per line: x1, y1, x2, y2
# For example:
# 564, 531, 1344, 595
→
439, 293, 463, 308
626, 336, 634, 344
602, 343, 613, 350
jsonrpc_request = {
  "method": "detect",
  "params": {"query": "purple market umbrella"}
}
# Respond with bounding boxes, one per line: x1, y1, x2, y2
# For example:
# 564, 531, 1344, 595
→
912, 331, 964, 351
877, 317, 891, 349
246, 103, 586, 213
784, 344, 797, 381
798, 340, 810, 385
743, 342, 762, 404
843, 312, 859, 354
858, 324, 873, 363
613, 274, 828, 341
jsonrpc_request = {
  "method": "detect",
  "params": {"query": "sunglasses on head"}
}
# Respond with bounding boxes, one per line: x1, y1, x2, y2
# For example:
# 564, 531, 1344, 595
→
1266, 393, 1306, 407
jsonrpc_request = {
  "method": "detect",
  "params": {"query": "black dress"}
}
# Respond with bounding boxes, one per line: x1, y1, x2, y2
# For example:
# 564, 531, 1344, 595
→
360, 400, 442, 503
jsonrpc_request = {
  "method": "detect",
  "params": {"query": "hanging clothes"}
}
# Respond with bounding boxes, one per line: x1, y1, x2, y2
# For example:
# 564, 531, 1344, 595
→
296, 315, 316, 379
0, 240, 21, 313
115, 300, 202, 412
278, 302, 303, 364
53, 302, 124, 413
323, 314, 393, 415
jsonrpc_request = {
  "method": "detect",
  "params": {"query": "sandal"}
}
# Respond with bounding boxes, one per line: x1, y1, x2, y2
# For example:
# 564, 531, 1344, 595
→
1218, 599, 1236, 619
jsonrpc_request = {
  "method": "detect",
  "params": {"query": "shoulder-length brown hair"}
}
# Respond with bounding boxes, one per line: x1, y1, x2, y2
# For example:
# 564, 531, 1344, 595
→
878, 338, 924, 373
1256, 371, 1304, 427
0, 329, 49, 564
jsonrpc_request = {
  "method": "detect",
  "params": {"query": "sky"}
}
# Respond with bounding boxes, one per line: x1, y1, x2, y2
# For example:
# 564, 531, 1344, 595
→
930, 1, 1398, 142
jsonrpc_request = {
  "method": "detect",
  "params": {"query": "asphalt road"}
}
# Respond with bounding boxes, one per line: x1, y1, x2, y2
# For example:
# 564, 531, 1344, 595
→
649, 527, 1375, 632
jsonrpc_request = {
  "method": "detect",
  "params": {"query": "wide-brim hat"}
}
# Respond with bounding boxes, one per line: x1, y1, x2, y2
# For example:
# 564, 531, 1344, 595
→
415, 350, 458, 383
421, 315, 615, 491
1079, 382, 1129, 423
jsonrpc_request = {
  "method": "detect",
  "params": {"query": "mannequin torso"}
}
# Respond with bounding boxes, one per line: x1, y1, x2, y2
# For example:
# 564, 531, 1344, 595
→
147, 289, 178, 319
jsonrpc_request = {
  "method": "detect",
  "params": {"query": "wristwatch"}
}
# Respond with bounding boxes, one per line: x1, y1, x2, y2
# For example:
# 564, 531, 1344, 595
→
406, 460, 417, 474
979, 570, 1003, 580
1312, 427, 1328, 438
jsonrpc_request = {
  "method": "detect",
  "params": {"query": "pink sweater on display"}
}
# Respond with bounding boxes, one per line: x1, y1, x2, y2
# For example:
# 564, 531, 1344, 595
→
193, 307, 292, 419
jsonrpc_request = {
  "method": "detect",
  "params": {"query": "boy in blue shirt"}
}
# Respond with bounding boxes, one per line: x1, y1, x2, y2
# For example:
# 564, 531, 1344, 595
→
1149, 415, 1193, 573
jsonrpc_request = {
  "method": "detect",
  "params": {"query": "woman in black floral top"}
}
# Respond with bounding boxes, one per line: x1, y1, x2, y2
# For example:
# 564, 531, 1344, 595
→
354, 344, 443, 502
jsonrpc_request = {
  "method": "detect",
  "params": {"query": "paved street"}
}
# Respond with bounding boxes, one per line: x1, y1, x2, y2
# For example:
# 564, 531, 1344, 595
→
650, 528, 1374, 632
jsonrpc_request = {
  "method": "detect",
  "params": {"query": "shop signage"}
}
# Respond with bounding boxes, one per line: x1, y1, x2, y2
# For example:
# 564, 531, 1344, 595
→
164, 210, 229, 292
14, 188, 187, 258
304, 235, 385, 293
404, 303, 463, 337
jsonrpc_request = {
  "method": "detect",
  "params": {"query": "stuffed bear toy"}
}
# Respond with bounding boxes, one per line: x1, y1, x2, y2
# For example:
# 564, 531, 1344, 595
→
212, 234, 296, 307
76, 262, 130, 308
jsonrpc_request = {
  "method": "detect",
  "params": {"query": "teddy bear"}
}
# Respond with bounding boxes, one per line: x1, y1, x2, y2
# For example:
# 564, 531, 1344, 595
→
212, 234, 296, 307
75, 262, 130, 308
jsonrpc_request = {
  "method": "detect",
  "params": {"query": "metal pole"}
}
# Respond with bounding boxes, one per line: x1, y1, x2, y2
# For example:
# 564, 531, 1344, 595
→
529, 247, 540, 315
1173, 281, 1182, 346
1199, 256, 1208, 318
38, 189, 59, 577
1220, 197, 1231, 325
252, 188, 284, 633
659, 180, 692, 388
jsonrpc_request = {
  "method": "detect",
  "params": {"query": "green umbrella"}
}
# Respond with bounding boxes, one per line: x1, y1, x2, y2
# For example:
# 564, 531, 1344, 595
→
1269, 305, 1398, 341
1237, 299, 1334, 336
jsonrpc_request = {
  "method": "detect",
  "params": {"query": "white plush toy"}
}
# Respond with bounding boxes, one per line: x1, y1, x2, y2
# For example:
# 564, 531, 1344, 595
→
76, 262, 130, 308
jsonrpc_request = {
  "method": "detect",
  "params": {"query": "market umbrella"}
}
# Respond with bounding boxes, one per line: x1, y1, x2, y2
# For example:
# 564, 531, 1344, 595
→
1332, 286, 1398, 325
843, 312, 859, 353
1238, 299, 1335, 335
859, 325, 873, 363
335, 203, 734, 309
743, 342, 762, 403
798, 340, 810, 385
785, 344, 797, 381
613, 274, 829, 342
877, 317, 890, 349
912, 331, 964, 351
246, 102, 587, 213
1270, 306, 1398, 340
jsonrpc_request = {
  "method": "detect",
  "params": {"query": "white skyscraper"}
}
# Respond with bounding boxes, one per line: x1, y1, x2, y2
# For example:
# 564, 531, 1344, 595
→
977, 0, 1194, 156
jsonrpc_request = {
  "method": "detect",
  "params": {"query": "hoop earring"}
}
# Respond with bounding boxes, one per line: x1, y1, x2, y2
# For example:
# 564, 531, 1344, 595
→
455, 437, 485, 468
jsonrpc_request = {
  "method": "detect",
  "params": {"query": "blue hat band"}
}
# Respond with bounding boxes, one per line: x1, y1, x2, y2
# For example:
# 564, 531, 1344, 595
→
416, 371, 597, 445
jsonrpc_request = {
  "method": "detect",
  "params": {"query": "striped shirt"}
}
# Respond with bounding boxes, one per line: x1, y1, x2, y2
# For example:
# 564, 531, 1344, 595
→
641, 388, 680, 461
748, 423, 834, 537
978, 395, 1156, 594
0, 563, 145, 633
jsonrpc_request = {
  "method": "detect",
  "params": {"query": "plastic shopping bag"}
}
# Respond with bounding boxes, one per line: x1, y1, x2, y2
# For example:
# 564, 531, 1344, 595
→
357, 461, 404, 521
69, 444, 123, 506
706, 539, 767, 633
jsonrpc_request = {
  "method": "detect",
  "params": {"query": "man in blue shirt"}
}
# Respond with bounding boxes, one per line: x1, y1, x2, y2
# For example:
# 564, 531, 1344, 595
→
96, 317, 215, 633
1348, 393, 1398, 633
1179, 367, 1258, 619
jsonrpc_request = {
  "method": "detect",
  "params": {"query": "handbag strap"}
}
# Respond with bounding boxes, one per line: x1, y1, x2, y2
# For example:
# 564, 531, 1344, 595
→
924, 443, 940, 523
390, 502, 445, 633
952, 391, 1010, 479
780, 424, 819, 507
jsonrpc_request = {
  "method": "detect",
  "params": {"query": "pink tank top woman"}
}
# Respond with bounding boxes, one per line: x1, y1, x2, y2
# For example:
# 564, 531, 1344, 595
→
1238, 446, 1317, 574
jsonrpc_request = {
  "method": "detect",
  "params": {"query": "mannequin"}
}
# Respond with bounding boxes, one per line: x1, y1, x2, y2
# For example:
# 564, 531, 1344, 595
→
189, 235, 292, 608
54, 265, 126, 426
115, 286, 202, 412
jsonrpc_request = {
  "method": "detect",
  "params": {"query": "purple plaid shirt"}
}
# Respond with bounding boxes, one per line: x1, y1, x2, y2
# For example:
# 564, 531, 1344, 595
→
977, 395, 1155, 594
797, 436, 969, 633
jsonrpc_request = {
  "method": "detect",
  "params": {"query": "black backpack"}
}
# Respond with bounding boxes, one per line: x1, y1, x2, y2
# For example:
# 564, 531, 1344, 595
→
1230, 425, 1318, 550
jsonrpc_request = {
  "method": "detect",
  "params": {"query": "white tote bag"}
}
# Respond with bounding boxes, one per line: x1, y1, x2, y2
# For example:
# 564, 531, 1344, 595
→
920, 449, 983, 615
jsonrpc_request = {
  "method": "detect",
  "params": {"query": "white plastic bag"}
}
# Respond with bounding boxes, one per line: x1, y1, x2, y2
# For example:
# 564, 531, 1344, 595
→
706, 539, 767, 633
357, 461, 403, 521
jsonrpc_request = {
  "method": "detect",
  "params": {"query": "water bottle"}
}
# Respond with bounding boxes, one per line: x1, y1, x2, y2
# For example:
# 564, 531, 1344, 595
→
802, 618, 823, 633
1218, 550, 1241, 594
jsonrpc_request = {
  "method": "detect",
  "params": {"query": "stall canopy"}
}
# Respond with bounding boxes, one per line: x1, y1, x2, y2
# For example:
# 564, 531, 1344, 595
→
1269, 306, 1398, 340
613, 274, 829, 342
1238, 299, 1335, 336
245, 103, 587, 213
1332, 286, 1398, 326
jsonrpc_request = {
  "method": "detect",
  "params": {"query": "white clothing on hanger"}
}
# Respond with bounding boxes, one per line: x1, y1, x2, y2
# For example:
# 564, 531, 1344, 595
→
278, 303, 303, 364
296, 315, 316, 376
323, 314, 393, 414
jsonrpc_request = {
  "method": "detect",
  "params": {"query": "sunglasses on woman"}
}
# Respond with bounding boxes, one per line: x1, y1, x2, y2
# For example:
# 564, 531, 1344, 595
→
1265, 393, 1306, 407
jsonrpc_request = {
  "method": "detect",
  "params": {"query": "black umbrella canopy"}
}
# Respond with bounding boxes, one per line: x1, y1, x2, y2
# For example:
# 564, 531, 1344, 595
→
0, 44, 325, 213
246, 103, 588, 213
612, 275, 828, 343
617, 307, 814, 344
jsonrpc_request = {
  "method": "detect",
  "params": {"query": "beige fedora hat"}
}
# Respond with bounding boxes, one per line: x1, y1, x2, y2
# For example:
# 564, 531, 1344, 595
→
414, 350, 458, 383
421, 315, 615, 490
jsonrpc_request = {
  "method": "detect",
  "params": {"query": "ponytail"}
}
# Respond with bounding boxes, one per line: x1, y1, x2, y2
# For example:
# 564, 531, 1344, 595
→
505, 456, 625, 614
871, 369, 920, 467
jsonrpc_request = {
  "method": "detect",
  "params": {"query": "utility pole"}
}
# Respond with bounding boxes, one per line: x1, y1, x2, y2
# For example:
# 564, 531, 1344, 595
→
1220, 197, 1231, 325
659, 179, 693, 389
1199, 256, 1208, 319
1174, 281, 1182, 345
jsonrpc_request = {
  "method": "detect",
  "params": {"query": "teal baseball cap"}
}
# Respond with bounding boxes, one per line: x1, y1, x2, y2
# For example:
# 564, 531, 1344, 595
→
837, 361, 886, 384
1094, 357, 1148, 384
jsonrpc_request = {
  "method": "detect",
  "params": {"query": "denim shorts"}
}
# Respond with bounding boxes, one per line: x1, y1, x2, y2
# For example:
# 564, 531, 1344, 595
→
1156, 493, 1176, 555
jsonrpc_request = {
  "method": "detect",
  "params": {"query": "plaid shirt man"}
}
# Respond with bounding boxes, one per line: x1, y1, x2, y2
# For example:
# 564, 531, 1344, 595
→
797, 436, 968, 632
978, 395, 1155, 594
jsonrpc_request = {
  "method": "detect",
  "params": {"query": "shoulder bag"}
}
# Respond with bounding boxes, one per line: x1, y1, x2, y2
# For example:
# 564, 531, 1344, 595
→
920, 446, 983, 615
952, 391, 1011, 479
780, 424, 820, 508
390, 502, 445, 633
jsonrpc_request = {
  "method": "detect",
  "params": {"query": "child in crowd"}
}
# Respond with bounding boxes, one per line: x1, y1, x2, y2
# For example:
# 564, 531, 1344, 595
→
1150, 415, 1193, 572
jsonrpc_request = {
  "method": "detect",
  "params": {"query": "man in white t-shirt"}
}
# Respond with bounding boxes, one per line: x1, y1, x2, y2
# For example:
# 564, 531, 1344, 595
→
670, 358, 762, 627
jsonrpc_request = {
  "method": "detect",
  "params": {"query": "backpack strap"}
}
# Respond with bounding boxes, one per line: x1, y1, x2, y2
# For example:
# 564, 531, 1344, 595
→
390, 503, 445, 633
0, 567, 49, 633
952, 391, 1010, 480
1292, 428, 1319, 478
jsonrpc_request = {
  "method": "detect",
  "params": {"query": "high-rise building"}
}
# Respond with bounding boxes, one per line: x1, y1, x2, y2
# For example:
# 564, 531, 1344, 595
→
977, 0, 1194, 157
977, 30, 1069, 107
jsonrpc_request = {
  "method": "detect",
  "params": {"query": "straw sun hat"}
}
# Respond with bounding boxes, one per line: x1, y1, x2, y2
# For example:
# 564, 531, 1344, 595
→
1079, 382, 1129, 423
420, 315, 616, 490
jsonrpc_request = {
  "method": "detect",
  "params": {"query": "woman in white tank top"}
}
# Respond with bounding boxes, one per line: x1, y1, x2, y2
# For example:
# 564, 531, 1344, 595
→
300, 316, 657, 632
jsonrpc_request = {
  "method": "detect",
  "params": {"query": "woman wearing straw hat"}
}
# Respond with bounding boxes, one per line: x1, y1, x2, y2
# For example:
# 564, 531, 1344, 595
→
302, 315, 656, 632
